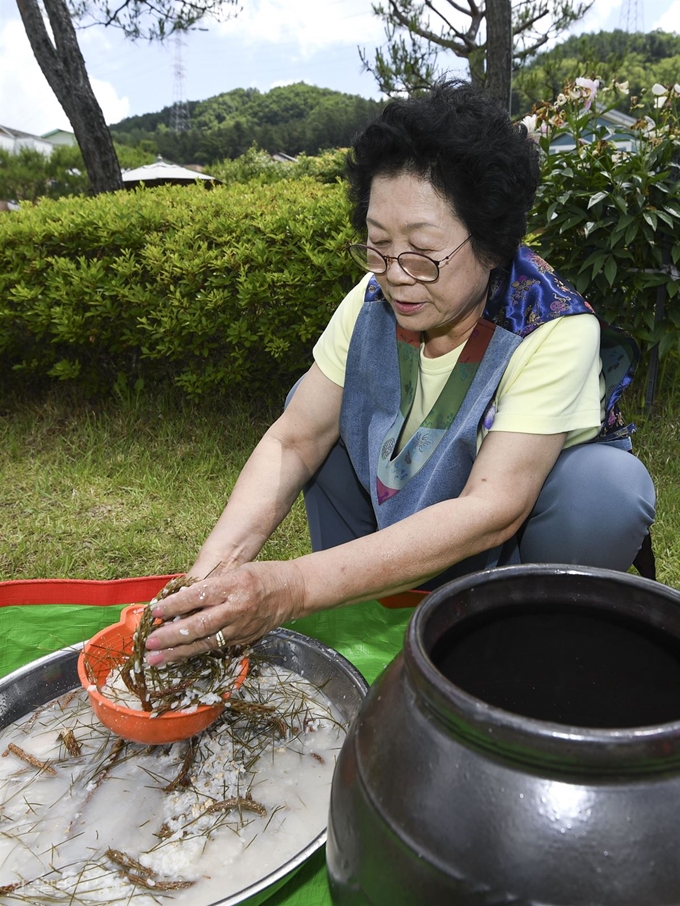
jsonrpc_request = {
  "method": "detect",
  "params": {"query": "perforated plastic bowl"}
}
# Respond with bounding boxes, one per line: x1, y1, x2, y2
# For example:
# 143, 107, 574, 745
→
77, 603, 248, 744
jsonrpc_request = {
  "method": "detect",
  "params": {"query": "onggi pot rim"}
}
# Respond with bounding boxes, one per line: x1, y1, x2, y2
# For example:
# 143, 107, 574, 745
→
405, 563, 680, 773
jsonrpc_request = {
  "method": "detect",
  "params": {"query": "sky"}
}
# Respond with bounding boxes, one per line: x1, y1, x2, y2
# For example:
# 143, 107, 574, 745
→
1, 0, 678, 137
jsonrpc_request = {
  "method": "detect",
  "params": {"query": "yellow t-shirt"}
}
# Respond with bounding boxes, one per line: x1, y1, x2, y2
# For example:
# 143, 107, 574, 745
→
313, 274, 604, 450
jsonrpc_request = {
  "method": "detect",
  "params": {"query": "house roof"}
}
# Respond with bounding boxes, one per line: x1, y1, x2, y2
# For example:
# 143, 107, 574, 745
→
0, 125, 58, 157
121, 156, 220, 187
42, 128, 73, 138
41, 129, 77, 145
0, 124, 47, 141
550, 107, 639, 151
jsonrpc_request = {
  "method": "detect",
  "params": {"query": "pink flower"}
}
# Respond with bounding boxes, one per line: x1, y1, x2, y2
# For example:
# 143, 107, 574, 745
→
575, 77, 600, 111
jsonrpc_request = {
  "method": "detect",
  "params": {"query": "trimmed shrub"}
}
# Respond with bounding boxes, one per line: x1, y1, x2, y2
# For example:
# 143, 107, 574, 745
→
0, 144, 156, 203
0, 179, 361, 399
208, 145, 348, 186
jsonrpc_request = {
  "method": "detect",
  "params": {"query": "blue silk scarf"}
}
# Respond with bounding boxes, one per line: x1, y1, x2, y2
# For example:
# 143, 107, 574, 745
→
484, 245, 638, 441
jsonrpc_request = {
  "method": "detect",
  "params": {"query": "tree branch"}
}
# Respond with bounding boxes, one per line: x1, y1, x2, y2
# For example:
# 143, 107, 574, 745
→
363, 0, 593, 94
421, 0, 481, 49
385, 0, 472, 55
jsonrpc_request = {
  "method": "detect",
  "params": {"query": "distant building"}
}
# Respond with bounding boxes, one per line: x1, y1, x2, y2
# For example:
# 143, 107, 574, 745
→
0, 125, 76, 156
550, 108, 639, 153
271, 151, 297, 163
41, 129, 77, 148
0, 125, 78, 212
0, 125, 55, 156
121, 156, 220, 188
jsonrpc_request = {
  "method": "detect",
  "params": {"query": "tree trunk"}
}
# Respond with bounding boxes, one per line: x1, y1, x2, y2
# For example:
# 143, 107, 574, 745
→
15, 0, 123, 193
484, 0, 513, 110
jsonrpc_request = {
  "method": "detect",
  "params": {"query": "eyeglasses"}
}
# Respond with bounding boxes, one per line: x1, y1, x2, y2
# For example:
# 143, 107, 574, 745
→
347, 235, 471, 283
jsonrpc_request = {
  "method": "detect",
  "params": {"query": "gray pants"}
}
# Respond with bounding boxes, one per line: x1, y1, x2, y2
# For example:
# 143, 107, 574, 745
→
300, 436, 656, 590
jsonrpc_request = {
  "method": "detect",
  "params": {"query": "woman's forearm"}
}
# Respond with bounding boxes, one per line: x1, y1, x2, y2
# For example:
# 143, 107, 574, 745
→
145, 431, 565, 665
292, 494, 514, 613
293, 429, 568, 614
146, 485, 522, 666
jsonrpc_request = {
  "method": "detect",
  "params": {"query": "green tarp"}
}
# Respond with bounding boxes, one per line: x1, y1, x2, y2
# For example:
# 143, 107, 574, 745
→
0, 597, 414, 906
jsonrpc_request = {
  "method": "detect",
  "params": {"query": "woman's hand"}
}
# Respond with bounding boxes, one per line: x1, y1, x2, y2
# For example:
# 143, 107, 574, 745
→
144, 560, 306, 666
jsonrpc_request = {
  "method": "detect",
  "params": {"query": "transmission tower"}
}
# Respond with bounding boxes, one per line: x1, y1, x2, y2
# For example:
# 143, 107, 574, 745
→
619, 0, 644, 33
171, 33, 191, 133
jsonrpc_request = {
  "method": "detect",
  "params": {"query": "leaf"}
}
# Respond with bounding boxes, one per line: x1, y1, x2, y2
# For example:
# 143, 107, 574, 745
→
659, 331, 676, 358
656, 211, 676, 228
588, 191, 608, 209
560, 213, 586, 232
625, 223, 638, 246
613, 195, 629, 214
612, 213, 635, 231
604, 257, 617, 286
578, 249, 608, 274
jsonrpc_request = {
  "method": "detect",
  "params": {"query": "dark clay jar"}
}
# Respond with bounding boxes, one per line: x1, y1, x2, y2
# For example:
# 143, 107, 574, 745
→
326, 564, 680, 906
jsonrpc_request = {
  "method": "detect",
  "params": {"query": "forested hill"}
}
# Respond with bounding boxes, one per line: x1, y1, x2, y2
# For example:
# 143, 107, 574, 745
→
109, 83, 385, 166
512, 29, 680, 115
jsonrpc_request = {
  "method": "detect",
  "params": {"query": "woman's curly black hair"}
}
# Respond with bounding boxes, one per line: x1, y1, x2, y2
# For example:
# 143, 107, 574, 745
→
346, 80, 541, 266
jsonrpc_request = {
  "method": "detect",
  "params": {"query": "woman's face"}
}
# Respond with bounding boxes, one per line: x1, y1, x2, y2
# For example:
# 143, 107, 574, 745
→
366, 172, 492, 354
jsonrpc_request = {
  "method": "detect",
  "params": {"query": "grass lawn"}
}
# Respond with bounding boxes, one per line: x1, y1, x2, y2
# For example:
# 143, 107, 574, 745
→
1, 384, 678, 591
0, 391, 309, 582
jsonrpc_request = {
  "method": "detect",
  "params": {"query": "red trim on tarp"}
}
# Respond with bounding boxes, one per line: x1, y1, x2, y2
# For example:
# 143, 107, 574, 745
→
0, 575, 181, 607
377, 590, 428, 609
0, 576, 427, 610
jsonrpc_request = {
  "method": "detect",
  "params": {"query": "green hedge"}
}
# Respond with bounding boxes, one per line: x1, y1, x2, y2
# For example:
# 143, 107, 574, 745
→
4, 97, 678, 405
0, 179, 360, 399
208, 145, 349, 187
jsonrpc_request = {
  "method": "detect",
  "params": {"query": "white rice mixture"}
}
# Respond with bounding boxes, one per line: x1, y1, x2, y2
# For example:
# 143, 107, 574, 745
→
99, 651, 244, 712
0, 664, 345, 905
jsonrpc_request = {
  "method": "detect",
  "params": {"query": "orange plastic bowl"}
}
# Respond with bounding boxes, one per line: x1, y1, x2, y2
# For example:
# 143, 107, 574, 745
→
77, 604, 249, 745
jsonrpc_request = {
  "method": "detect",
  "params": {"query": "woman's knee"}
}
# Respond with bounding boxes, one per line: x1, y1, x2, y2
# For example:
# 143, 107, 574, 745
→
538, 443, 653, 519
520, 444, 655, 570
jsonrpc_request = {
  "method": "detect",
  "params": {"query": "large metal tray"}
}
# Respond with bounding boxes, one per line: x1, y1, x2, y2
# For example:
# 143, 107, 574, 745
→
0, 627, 368, 906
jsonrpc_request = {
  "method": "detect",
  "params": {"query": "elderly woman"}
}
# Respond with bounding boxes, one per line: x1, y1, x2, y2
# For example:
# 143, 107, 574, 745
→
145, 80, 655, 665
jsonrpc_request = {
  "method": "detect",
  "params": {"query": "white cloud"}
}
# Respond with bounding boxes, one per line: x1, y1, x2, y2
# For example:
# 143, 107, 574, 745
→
0, 20, 70, 134
90, 77, 131, 124
216, 0, 384, 55
0, 17, 129, 136
653, 0, 680, 31
578, 0, 624, 32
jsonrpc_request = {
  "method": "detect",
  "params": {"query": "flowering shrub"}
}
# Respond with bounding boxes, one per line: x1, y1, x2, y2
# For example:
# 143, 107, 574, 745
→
526, 78, 680, 400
